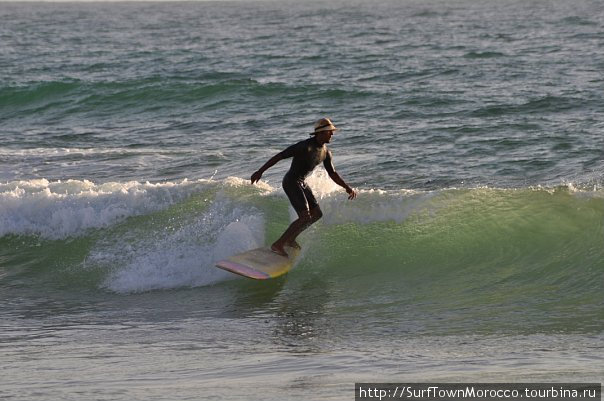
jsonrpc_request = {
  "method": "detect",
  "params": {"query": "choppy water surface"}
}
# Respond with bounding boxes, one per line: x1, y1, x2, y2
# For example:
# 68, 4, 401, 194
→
1, 0, 603, 400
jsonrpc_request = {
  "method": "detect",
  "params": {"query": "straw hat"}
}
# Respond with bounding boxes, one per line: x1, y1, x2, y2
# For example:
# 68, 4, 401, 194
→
311, 118, 338, 135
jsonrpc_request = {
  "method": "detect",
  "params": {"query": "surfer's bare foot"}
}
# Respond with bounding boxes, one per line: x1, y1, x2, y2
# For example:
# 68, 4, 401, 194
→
286, 240, 301, 250
271, 243, 288, 257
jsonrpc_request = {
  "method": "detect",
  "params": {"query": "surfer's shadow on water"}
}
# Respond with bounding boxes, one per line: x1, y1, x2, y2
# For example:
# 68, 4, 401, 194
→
271, 277, 333, 352
222, 273, 333, 351
221, 277, 287, 317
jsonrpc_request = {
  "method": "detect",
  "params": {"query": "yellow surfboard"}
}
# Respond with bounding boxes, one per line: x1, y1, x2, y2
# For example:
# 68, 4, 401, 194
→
215, 246, 300, 280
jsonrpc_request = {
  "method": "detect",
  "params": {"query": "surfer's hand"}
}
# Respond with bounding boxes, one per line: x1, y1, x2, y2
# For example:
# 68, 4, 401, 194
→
346, 187, 357, 200
251, 170, 262, 184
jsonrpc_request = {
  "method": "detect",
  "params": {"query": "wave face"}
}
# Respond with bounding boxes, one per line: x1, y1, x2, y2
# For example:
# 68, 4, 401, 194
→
1, 176, 602, 333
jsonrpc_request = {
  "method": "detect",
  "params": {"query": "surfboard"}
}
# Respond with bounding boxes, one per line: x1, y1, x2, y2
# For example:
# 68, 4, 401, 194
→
215, 246, 300, 280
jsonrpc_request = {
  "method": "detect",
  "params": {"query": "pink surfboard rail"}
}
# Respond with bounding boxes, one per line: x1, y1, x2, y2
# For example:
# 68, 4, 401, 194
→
215, 260, 271, 280
215, 246, 300, 280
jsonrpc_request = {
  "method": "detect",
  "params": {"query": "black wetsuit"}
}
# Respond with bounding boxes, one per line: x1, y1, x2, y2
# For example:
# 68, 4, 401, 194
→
278, 137, 335, 216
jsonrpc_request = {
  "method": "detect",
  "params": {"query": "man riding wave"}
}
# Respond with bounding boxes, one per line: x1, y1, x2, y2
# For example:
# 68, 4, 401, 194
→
251, 118, 357, 256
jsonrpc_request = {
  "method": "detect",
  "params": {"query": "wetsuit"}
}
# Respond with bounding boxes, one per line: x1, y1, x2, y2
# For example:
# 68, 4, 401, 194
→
278, 137, 335, 216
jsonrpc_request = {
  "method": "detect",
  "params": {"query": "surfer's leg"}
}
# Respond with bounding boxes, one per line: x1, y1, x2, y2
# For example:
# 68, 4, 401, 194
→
271, 211, 312, 256
284, 185, 322, 248
285, 205, 322, 249
272, 178, 311, 256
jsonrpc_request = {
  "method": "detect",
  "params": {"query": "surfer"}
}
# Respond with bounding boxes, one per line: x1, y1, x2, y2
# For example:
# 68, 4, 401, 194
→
251, 118, 357, 256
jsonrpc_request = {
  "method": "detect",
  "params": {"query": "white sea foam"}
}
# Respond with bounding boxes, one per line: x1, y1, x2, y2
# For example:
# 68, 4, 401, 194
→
0, 178, 269, 239
95, 195, 265, 293
0, 173, 439, 242
298, 169, 433, 225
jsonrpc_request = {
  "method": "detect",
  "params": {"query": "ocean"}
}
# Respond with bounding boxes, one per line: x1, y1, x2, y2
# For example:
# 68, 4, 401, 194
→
1, 0, 603, 400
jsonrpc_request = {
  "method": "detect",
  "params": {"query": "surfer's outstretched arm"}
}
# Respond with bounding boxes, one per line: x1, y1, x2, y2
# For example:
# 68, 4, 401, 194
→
329, 171, 357, 200
324, 151, 357, 200
251, 148, 293, 184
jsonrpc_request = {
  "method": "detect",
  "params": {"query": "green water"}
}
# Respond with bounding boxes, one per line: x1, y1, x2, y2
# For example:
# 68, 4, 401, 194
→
2, 0, 604, 399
